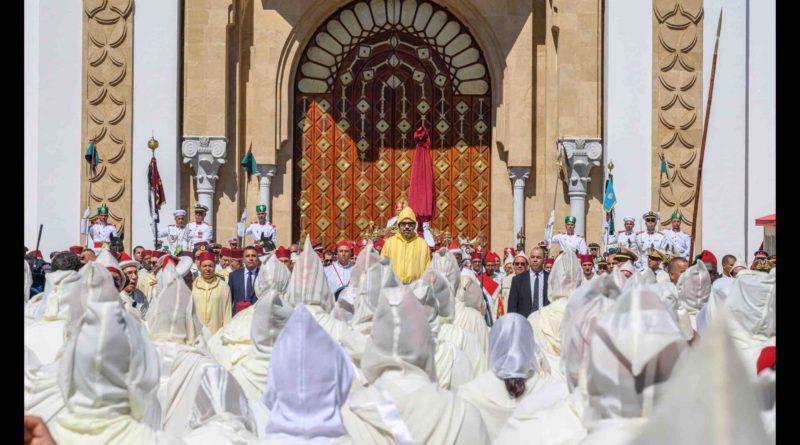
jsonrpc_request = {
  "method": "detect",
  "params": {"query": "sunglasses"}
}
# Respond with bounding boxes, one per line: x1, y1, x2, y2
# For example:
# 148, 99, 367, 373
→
513, 261, 528, 266
398, 222, 415, 227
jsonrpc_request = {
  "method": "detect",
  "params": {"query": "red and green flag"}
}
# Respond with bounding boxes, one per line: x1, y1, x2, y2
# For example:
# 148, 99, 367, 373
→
84, 140, 99, 174
241, 143, 257, 176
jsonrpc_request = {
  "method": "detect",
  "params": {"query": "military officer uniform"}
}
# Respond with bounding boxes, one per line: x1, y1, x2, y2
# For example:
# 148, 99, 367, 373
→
157, 209, 190, 253
608, 216, 639, 259
86, 205, 118, 252
550, 216, 588, 254
186, 203, 214, 247
659, 212, 691, 258
238, 204, 277, 246
636, 212, 666, 268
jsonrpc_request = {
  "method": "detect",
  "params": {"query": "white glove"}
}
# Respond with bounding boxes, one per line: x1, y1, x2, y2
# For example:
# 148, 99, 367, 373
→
83, 207, 91, 219
240, 210, 247, 223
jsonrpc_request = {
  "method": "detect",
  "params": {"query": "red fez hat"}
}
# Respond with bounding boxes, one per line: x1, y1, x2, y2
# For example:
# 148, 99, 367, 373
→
141, 250, 153, 258
229, 248, 244, 259
197, 251, 216, 263
194, 241, 209, 248
358, 239, 369, 248
28, 250, 43, 259
275, 246, 291, 260
181, 251, 194, 258
354, 246, 360, 256
118, 252, 139, 270
699, 250, 717, 265
471, 252, 482, 261
757, 346, 776, 374
69, 246, 83, 255
580, 254, 594, 264
255, 245, 264, 255
335, 240, 352, 250
374, 239, 385, 249
485, 252, 500, 262
220, 247, 231, 257
150, 250, 164, 259
545, 258, 555, 265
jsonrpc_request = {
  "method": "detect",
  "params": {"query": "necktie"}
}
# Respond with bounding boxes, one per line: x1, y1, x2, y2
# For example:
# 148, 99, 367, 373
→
247, 270, 255, 300
533, 272, 540, 312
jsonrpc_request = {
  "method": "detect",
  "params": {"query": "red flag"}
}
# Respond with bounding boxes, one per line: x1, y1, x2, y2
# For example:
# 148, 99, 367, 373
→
408, 126, 435, 222
148, 156, 166, 220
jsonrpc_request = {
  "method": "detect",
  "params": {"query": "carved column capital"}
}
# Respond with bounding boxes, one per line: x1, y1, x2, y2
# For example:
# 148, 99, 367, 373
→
508, 166, 531, 189
559, 138, 602, 195
256, 164, 277, 185
182, 136, 228, 226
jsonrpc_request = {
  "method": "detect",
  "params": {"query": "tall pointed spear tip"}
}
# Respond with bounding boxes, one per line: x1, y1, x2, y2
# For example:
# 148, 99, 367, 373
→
715, 10, 723, 40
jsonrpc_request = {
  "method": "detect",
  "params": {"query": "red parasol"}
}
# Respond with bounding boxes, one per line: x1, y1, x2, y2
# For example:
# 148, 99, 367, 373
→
407, 126, 435, 222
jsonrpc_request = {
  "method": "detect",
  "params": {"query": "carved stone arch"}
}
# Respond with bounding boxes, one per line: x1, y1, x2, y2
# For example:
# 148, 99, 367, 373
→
290, 0, 495, 246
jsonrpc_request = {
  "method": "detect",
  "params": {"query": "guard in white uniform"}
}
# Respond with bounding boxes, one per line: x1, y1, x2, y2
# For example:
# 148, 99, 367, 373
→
156, 209, 189, 253
185, 203, 214, 246
660, 211, 691, 258
84, 204, 118, 252
635, 212, 666, 267
549, 215, 588, 254
237, 204, 277, 246
323, 241, 353, 298
609, 216, 639, 259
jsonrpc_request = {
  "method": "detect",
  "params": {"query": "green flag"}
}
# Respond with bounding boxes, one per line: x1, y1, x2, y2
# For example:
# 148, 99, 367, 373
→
84, 140, 99, 174
660, 156, 668, 174
241, 145, 257, 176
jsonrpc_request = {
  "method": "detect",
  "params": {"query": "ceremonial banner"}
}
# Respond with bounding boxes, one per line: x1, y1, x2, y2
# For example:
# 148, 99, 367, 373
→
407, 126, 435, 222
241, 145, 257, 176
84, 140, 99, 174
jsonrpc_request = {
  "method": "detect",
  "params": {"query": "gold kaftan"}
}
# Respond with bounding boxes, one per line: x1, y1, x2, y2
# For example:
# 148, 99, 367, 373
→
191, 276, 233, 334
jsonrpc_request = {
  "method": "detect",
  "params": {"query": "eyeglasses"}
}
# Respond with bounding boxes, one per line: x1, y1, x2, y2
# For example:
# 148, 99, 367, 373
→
513, 262, 528, 266
398, 222, 415, 227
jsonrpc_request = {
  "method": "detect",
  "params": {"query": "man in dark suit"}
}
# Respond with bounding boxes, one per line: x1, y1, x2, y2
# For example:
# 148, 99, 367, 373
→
228, 246, 261, 314
507, 247, 549, 317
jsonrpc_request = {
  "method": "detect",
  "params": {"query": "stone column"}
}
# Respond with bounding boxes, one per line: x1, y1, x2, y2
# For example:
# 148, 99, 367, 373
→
256, 164, 277, 217
560, 138, 603, 236
508, 167, 531, 247
182, 136, 228, 225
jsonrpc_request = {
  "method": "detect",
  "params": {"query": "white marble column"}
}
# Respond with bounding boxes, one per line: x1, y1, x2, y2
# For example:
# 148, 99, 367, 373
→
508, 167, 531, 247
560, 138, 603, 236
256, 164, 277, 217
182, 136, 227, 226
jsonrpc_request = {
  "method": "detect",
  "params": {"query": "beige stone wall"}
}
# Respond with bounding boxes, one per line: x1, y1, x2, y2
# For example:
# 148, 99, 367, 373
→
81, 0, 134, 251
652, 0, 704, 250
181, 0, 606, 251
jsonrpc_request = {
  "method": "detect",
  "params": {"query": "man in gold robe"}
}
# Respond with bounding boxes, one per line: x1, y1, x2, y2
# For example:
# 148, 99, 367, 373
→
191, 251, 232, 334
380, 206, 430, 283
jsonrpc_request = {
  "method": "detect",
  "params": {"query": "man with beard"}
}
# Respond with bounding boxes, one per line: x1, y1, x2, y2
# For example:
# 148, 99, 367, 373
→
380, 206, 430, 283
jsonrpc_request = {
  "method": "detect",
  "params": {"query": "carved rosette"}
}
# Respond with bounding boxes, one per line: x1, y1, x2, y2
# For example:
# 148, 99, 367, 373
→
82, 0, 134, 242
653, 0, 703, 226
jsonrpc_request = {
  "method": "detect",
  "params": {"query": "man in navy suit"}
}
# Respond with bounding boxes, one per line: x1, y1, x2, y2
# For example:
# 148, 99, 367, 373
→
228, 246, 261, 314
507, 247, 549, 317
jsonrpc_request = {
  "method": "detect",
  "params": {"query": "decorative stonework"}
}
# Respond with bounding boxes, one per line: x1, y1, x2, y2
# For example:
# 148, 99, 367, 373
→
182, 136, 228, 225
81, 0, 134, 243
508, 167, 530, 246
256, 164, 277, 217
653, 0, 703, 227
560, 138, 603, 236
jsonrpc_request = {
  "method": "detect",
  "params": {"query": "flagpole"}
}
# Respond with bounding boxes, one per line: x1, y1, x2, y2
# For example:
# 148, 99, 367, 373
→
84, 138, 95, 248
689, 11, 723, 261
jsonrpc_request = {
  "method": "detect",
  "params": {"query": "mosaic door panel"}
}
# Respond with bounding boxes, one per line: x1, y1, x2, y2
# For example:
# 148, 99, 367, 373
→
294, 0, 492, 248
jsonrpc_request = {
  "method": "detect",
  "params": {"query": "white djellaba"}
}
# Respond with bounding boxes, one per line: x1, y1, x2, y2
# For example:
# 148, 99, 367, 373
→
528, 248, 584, 380
697, 274, 735, 335
334, 239, 381, 325
724, 269, 776, 378
259, 304, 356, 444
146, 262, 238, 436
629, 309, 771, 445
348, 247, 393, 335
453, 269, 491, 358
675, 260, 712, 340
342, 288, 489, 444
407, 268, 474, 392
458, 313, 553, 440
495, 273, 618, 445
24, 260, 32, 304
25, 263, 110, 428
283, 236, 369, 366
579, 285, 688, 445
50, 263, 182, 444
24, 268, 83, 365
207, 255, 291, 370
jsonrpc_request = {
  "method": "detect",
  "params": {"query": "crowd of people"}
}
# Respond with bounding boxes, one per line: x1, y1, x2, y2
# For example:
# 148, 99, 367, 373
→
23, 204, 775, 444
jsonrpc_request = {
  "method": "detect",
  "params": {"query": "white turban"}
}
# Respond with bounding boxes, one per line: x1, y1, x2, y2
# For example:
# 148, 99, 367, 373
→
489, 313, 539, 380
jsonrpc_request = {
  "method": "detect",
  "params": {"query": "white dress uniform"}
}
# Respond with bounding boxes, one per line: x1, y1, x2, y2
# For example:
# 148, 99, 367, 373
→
323, 262, 353, 296
87, 222, 118, 252
660, 229, 691, 258
157, 224, 189, 253
185, 221, 213, 246
550, 232, 588, 254
635, 230, 666, 254
237, 220, 276, 245
611, 230, 638, 255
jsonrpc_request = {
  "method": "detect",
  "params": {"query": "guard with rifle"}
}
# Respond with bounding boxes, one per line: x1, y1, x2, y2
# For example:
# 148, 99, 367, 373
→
83, 204, 118, 253
237, 204, 276, 247
156, 209, 189, 254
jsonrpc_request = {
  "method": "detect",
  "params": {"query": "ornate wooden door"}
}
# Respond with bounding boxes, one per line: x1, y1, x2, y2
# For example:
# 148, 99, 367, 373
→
294, 0, 491, 248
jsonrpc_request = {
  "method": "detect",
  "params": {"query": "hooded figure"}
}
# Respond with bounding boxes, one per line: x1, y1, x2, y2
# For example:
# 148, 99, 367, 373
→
207, 255, 291, 370
697, 275, 735, 335
495, 275, 616, 445
333, 240, 381, 323
725, 270, 776, 377
146, 268, 225, 436
581, 286, 688, 444
24, 260, 32, 304
341, 289, 490, 444
348, 249, 394, 335
458, 313, 552, 440
229, 291, 294, 401
24, 269, 83, 365
182, 365, 259, 444
630, 310, 771, 445
285, 237, 368, 364
50, 265, 181, 444
380, 206, 431, 283
675, 260, 712, 339
260, 304, 356, 444
528, 250, 583, 376
409, 269, 474, 392
453, 270, 491, 357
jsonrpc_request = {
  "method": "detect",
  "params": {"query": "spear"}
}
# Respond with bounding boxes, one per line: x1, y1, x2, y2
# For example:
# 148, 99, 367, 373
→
689, 11, 723, 261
